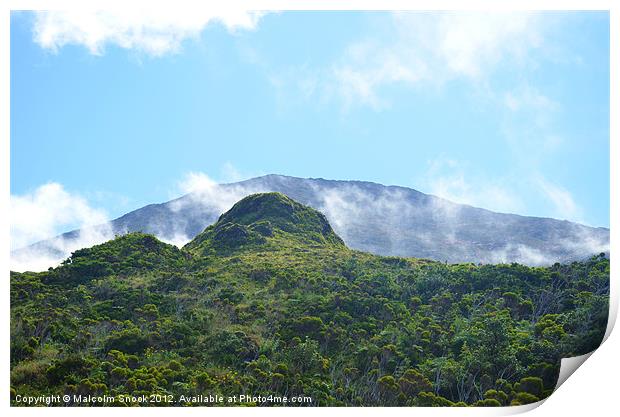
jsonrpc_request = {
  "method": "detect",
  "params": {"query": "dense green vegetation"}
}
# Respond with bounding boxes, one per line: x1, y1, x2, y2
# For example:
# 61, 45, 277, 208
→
10, 193, 609, 406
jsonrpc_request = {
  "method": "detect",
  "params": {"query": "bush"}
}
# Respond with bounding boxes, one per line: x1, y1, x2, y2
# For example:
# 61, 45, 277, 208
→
211, 330, 258, 365
512, 392, 540, 405
483, 389, 508, 405
46, 356, 92, 385
474, 398, 501, 407
515, 376, 544, 397
398, 369, 432, 397
105, 328, 150, 354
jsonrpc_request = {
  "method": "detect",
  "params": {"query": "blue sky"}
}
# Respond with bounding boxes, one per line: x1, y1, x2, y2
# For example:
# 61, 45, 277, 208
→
10, 10, 610, 248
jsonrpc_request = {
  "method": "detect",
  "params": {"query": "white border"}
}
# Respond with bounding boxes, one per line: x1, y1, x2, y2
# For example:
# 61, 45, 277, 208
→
1, 1, 616, 416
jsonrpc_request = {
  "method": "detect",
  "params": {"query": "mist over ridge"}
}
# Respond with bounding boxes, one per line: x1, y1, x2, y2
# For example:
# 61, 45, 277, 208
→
11, 174, 609, 271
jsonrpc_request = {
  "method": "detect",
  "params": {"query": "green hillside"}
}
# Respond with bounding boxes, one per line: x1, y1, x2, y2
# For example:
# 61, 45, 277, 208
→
10, 193, 609, 407
185, 192, 345, 256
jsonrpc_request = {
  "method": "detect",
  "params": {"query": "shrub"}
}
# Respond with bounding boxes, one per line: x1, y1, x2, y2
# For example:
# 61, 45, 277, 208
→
515, 377, 544, 397
105, 328, 150, 354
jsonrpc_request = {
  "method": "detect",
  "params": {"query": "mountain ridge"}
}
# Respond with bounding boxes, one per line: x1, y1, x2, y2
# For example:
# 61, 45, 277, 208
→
11, 174, 609, 271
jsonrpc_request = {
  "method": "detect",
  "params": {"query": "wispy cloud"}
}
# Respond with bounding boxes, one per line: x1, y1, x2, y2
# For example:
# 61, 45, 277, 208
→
311, 180, 606, 266
535, 177, 583, 223
10, 183, 114, 271
159, 171, 267, 246
419, 155, 588, 226
176, 171, 221, 196
421, 158, 525, 214
172, 170, 267, 214
172, 171, 245, 218
503, 84, 558, 114
497, 81, 564, 169
32, 9, 266, 56
327, 12, 543, 109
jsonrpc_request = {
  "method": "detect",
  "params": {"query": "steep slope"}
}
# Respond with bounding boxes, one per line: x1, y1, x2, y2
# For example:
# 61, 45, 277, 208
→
11, 174, 610, 270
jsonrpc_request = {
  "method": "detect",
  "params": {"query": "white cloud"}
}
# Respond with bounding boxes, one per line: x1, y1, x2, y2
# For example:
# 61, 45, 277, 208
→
221, 162, 245, 183
172, 171, 242, 217
535, 177, 583, 222
500, 84, 561, 151
486, 227, 609, 267
421, 158, 524, 214
487, 243, 551, 266
313, 183, 427, 250
329, 12, 543, 108
33, 9, 266, 56
158, 232, 195, 248
332, 42, 424, 109
503, 85, 558, 113
11, 182, 109, 250
417, 12, 541, 78
219, 161, 263, 183
558, 227, 609, 256
177, 171, 220, 195
173, 171, 265, 214
10, 225, 116, 273
420, 156, 589, 227
10, 183, 114, 271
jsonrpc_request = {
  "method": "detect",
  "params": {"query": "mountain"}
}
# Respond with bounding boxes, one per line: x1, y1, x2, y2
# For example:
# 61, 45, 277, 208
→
11, 174, 609, 271
10, 193, 610, 406
185, 192, 345, 256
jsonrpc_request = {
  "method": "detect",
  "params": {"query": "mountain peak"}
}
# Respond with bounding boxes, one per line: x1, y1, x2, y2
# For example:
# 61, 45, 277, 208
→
219, 192, 299, 224
185, 193, 345, 255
